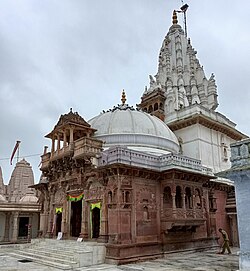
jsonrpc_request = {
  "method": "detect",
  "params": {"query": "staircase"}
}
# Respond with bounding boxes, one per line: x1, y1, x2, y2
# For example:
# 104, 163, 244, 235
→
8, 238, 106, 270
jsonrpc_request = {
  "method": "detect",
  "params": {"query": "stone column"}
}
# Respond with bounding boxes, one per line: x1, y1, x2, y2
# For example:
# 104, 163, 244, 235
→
51, 136, 55, 155
11, 211, 19, 243
63, 130, 67, 148
4, 212, 10, 242
79, 199, 88, 239
46, 191, 55, 237
99, 199, 108, 242
42, 194, 50, 237
225, 139, 250, 270
61, 199, 67, 237
57, 134, 60, 153
183, 193, 186, 218
69, 127, 74, 143
172, 193, 176, 218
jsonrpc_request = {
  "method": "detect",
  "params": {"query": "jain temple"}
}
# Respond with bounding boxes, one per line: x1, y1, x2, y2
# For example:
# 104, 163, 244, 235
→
0, 10, 248, 265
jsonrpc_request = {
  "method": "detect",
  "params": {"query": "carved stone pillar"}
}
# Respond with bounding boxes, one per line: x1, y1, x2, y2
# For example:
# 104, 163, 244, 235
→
99, 198, 108, 242
51, 137, 55, 155
63, 130, 67, 148
69, 127, 74, 143
46, 191, 55, 237
160, 192, 164, 217
57, 134, 60, 152
4, 212, 10, 242
42, 193, 50, 237
11, 211, 19, 243
172, 193, 176, 218
61, 199, 67, 237
79, 199, 88, 239
183, 193, 186, 218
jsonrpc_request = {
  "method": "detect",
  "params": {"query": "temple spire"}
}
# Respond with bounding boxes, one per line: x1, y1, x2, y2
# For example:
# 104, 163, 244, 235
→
121, 90, 126, 105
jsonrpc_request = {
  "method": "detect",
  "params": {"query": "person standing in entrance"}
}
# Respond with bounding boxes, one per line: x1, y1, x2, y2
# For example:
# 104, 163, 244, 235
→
218, 228, 232, 254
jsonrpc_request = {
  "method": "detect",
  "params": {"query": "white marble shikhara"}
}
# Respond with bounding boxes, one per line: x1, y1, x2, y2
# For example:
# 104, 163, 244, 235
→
143, 11, 218, 114
141, 11, 246, 174
227, 139, 250, 271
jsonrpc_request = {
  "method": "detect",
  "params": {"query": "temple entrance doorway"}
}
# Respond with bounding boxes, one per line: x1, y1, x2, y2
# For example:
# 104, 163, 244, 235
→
70, 200, 82, 237
56, 212, 62, 235
18, 217, 29, 237
92, 207, 100, 238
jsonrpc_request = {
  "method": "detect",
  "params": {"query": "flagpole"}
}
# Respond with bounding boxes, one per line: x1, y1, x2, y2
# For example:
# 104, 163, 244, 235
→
10, 141, 21, 165
17, 143, 20, 163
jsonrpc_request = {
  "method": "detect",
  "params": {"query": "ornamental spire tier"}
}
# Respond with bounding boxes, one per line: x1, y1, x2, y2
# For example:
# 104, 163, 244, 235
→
139, 10, 218, 118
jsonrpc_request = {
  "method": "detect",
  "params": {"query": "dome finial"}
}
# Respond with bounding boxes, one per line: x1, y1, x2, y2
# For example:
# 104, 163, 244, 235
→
121, 89, 126, 105
172, 10, 178, 25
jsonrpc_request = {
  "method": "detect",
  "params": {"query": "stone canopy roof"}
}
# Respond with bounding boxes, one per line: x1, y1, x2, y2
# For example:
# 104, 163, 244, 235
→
46, 108, 96, 139
54, 108, 91, 130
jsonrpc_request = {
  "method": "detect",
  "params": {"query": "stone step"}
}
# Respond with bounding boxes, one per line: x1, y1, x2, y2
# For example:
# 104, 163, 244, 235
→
8, 238, 106, 268
24, 247, 77, 261
9, 252, 73, 270
9, 249, 79, 267
30, 243, 91, 253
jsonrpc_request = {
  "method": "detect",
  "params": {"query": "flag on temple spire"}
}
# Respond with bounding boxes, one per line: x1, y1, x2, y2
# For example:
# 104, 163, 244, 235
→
10, 140, 21, 165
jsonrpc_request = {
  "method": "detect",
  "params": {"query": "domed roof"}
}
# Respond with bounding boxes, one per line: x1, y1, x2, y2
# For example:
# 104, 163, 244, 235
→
89, 102, 179, 155
20, 192, 38, 203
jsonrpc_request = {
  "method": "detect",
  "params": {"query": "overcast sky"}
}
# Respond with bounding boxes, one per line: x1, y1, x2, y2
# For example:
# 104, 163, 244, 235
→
0, 0, 249, 184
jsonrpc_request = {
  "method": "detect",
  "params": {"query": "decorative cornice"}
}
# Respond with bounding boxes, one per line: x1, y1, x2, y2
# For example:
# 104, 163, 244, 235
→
168, 114, 246, 141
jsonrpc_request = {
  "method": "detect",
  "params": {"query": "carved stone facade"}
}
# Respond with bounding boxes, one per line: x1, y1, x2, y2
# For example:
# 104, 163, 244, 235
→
33, 10, 247, 264
34, 105, 234, 263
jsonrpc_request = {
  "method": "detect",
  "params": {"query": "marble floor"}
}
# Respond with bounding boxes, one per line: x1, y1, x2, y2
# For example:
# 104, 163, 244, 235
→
0, 247, 239, 271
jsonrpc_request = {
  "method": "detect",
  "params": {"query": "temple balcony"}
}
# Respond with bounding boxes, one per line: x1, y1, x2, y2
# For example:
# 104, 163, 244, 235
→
40, 138, 103, 170
73, 137, 103, 159
161, 207, 205, 233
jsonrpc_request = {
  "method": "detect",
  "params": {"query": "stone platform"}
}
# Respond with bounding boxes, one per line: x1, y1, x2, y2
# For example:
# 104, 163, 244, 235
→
0, 243, 239, 271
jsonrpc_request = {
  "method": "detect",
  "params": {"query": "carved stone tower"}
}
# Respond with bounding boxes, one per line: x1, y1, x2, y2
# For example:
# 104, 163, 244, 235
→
138, 10, 246, 173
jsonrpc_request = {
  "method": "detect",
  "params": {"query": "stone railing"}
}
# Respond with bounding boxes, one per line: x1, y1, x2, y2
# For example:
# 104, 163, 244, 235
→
99, 146, 213, 176
73, 137, 103, 159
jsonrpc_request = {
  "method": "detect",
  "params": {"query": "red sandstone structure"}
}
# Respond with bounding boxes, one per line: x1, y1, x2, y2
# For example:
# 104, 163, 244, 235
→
32, 11, 247, 264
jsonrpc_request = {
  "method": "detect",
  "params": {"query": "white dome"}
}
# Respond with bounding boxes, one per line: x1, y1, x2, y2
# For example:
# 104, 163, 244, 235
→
89, 104, 179, 155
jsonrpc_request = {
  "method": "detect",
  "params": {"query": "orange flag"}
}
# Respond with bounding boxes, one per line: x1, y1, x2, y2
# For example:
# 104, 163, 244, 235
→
10, 141, 21, 165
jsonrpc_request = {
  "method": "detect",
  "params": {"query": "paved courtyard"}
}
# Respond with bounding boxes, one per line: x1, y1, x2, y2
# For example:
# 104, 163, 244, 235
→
0, 247, 239, 271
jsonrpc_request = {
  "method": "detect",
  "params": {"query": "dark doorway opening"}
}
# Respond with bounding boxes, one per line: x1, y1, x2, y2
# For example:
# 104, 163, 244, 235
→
56, 212, 62, 235
92, 207, 100, 238
18, 217, 29, 237
70, 200, 82, 237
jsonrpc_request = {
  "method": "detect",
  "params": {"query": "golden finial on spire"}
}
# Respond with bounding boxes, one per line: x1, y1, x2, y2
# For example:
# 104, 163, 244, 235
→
172, 10, 178, 25
121, 89, 126, 105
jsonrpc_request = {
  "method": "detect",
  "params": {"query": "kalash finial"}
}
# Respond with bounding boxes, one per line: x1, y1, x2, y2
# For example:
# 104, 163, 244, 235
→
172, 10, 178, 25
121, 89, 127, 105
